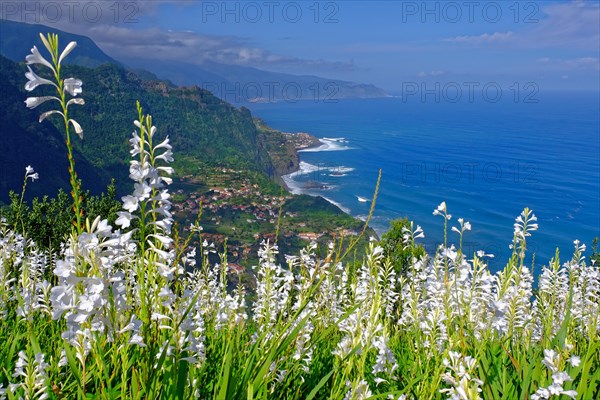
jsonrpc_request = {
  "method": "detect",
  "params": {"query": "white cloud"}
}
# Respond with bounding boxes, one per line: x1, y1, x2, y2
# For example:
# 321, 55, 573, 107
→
1, 0, 355, 72
417, 70, 446, 78
441, 1, 599, 50
443, 31, 514, 44
532, 0, 600, 49
536, 57, 600, 70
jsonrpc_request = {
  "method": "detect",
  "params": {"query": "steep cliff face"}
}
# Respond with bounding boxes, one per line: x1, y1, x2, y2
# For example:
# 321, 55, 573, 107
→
254, 118, 322, 179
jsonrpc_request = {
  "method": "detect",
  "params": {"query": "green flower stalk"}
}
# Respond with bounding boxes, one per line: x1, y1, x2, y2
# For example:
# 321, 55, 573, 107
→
24, 33, 85, 233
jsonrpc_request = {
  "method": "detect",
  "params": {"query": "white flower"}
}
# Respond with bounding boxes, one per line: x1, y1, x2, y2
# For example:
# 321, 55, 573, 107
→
69, 119, 84, 139
453, 218, 472, 234
58, 41, 77, 64
560, 390, 578, 399
25, 36, 84, 138
11, 351, 49, 400
25, 45, 55, 72
122, 195, 139, 213
24, 66, 56, 91
67, 98, 85, 107
63, 78, 83, 96
38, 110, 64, 123
133, 182, 152, 201
24, 96, 60, 109
25, 165, 39, 181
533, 349, 578, 400
542, 349, 558, 373
514, 208, 538, 238
433, 202, 446, 215
551, 371, 571, 386
433, 202, 452, 220
115, 211, 136, 229
568, 355, 581, 367
53, 260, 74, 278
531, 387, 550, 400
476, 250, 494, 258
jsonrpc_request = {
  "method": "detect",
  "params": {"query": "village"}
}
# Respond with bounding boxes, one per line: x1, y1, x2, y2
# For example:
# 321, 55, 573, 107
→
171, 167, 361, 269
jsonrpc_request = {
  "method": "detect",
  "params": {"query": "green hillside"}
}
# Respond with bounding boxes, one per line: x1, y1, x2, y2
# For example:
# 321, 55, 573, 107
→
0, 54, 279, 197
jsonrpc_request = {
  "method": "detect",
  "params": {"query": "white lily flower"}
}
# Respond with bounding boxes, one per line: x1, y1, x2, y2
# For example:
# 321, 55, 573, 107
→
115, 211, 136, 228
568, 355, 581, 367
25, 165, 39, 181
26, 45, 55, 72
64, 78, 83, 96
133, 182, 151, 200
54, 260, 75, 278
25, 66, 57, 91
69, 119, 84, 139
24, 96, 60, 109
433, 201, 447, 215
157, 166, 175, 175
67, 98, 85, 107
155, 149, 174, 162
154, 136, 171, 150
58, 41, 77, 64
38, 110, 64, 123
551, 371, 572, 386
121, 195, 139, 213
148, 233, 173, 246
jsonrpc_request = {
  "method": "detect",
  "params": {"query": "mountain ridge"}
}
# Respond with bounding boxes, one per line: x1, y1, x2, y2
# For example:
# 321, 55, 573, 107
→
0, 19, 389, 102
0, 19, 121, 68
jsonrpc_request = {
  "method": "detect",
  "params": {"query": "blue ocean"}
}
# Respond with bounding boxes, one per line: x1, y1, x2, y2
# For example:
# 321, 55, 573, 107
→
248, 92, 600, 270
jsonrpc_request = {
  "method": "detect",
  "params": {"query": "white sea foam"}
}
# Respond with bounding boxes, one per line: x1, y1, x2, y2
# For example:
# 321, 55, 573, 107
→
282, 162, 352, 214
322, 137, 348, 143
322, 196, 352, 214
287, 162, 354, 178
282, 174, 304, 195
330, 166, 354, 174
299, 138, 353, 152
297, 161, 321, 174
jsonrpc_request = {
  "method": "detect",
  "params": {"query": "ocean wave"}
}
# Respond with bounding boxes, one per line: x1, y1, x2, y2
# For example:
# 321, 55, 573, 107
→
286, 162, 355, 178
322, 137, 348, 143
322, 196, 352, 214
330, 166, 355, 174
299, 138, 354, 152
281, 174, 304, 195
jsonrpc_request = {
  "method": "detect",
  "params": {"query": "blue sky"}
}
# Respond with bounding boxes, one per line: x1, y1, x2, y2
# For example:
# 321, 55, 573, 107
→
2, 0, 599, 91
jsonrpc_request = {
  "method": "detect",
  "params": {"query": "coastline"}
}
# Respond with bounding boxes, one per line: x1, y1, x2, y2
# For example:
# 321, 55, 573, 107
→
258, 118, 378, 237
280, 137, 355, 215
275, 132, 323, 191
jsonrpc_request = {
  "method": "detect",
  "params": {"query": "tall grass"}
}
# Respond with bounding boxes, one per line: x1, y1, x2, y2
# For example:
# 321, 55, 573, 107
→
1, 34, 598, 400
